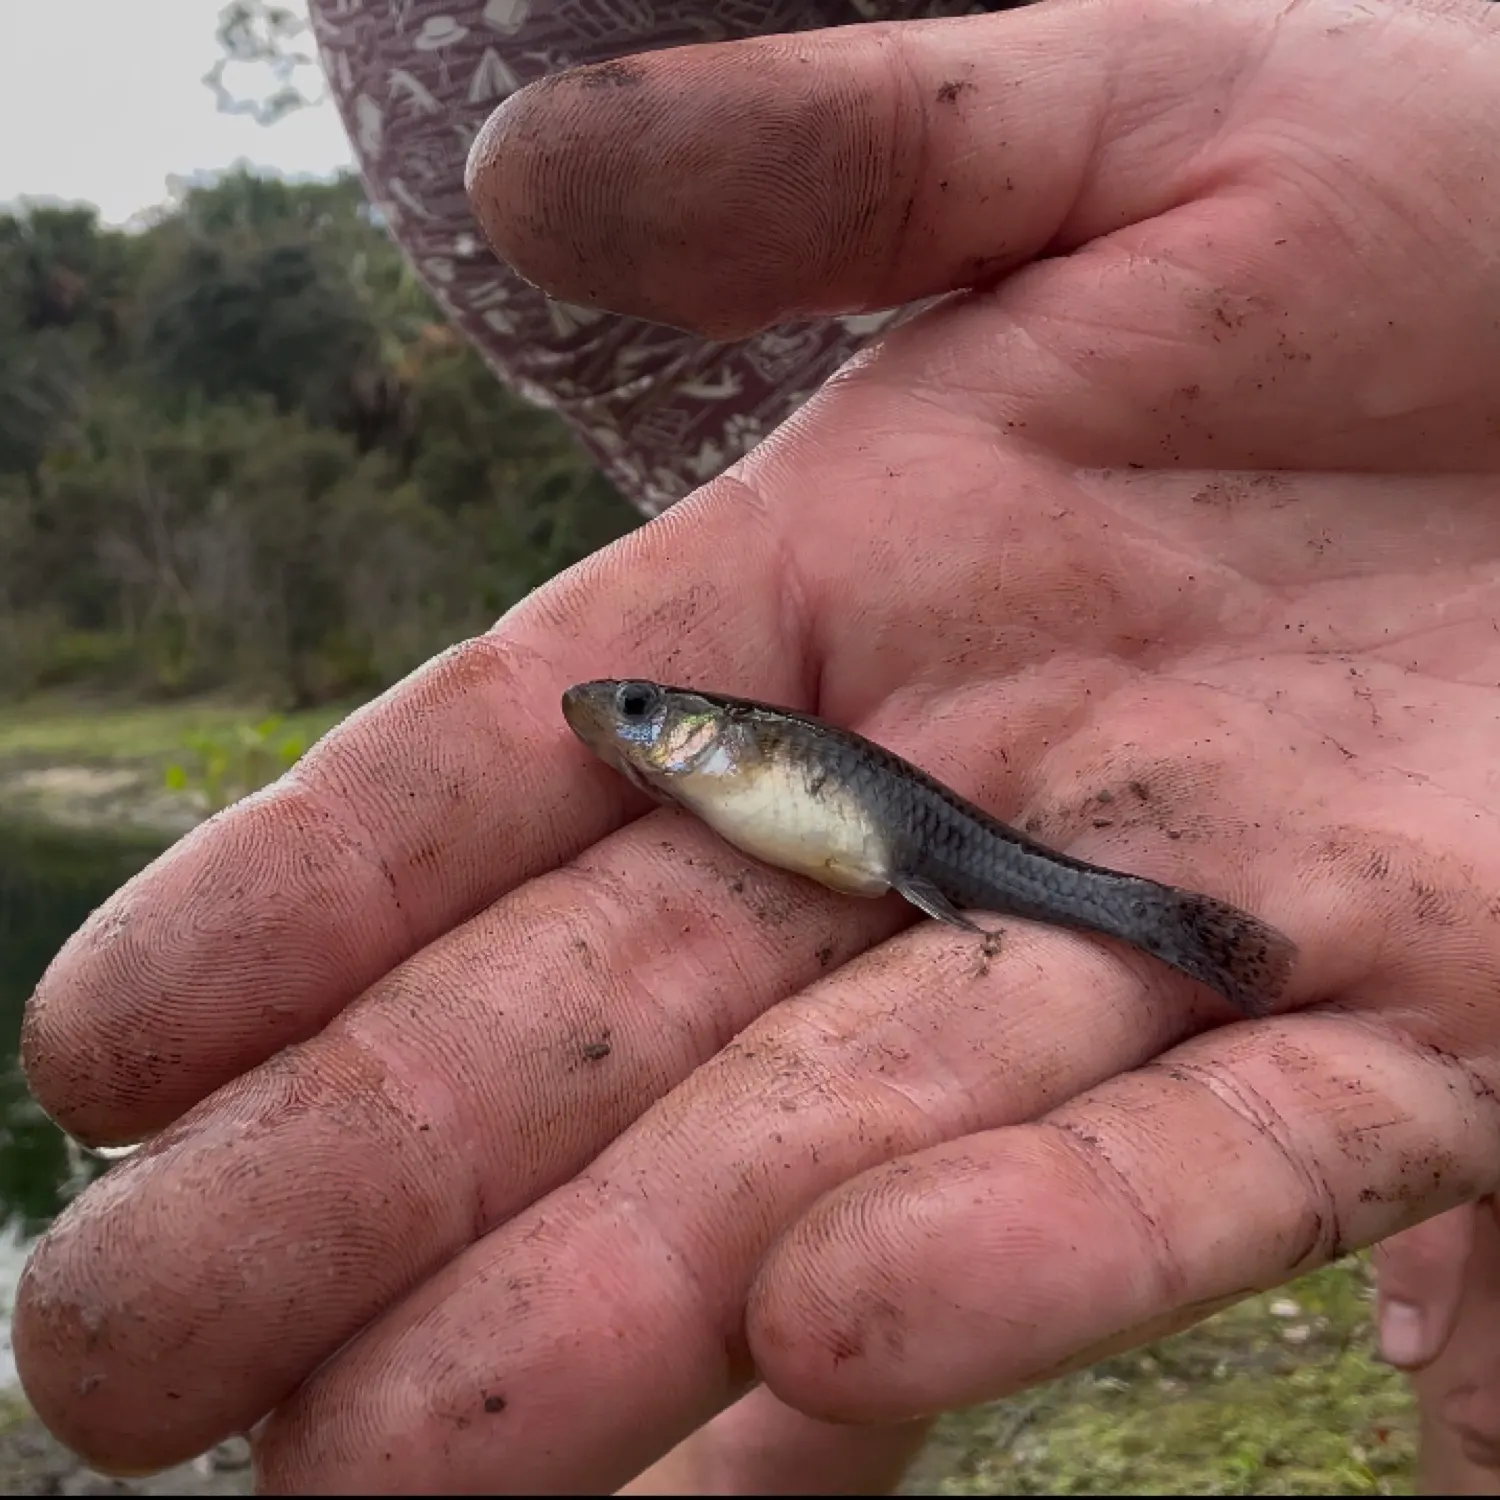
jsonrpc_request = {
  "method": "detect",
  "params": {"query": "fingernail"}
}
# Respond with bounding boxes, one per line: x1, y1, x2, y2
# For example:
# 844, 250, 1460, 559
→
1378, 1300, 1430, 1368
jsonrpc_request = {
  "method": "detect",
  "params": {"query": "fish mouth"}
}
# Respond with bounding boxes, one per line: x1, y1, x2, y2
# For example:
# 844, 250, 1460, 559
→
562, 680, 664, 798
560, 680, 619, 745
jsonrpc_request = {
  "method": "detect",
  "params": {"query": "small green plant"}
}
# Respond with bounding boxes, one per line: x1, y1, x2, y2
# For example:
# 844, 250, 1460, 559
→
164, 714, 307, 813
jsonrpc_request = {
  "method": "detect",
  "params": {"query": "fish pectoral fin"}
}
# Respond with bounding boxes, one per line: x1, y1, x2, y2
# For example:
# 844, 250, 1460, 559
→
821, 854, 890, 898
894, 875, 983, 932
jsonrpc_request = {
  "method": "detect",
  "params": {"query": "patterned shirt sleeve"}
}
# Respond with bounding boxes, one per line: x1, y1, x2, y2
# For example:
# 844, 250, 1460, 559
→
309, 0, 1007, 518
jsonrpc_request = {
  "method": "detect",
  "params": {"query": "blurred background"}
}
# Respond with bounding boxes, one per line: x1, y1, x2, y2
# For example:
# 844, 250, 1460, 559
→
0, 3, 1419, 1493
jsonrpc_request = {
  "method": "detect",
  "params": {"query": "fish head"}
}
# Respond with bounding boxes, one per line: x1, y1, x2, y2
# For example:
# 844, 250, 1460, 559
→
561, 680, 736, 796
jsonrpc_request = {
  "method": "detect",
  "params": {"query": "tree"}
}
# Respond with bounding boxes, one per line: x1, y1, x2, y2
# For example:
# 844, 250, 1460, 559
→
0, 169, 638, 707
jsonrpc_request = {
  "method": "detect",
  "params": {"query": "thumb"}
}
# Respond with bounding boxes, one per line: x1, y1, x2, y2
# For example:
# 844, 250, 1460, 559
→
463, 0, 1254, 340
463, 0, 1500, 473
1371, 1203, 1479, 1370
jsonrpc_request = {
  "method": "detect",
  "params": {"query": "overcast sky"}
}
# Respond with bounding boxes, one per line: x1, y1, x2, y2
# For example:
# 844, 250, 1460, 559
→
0, 0, 355, 225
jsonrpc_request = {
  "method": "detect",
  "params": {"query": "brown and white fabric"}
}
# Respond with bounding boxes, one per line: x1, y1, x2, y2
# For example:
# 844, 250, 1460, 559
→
309, 0, 1010, 516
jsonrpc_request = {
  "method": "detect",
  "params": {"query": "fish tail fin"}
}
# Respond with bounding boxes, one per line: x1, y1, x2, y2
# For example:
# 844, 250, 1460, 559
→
1134, 886, 1298, 1018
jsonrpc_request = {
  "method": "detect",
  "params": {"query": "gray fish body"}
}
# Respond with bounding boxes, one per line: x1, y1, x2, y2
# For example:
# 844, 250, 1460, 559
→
561, 680, 1296, 1017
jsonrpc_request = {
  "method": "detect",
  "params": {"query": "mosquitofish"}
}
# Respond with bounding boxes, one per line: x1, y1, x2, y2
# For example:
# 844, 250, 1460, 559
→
560, 680, 1296, 1016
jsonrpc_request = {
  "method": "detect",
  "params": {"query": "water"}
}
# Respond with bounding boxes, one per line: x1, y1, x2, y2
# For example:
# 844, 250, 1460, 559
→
0, 818, 166, 1382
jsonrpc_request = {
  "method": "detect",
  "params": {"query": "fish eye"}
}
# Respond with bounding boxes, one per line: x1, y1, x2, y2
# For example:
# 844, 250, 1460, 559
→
615, 682, 661, 720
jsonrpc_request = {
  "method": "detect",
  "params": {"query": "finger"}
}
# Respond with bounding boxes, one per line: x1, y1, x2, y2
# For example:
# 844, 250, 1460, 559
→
745, 1011, 1500, 1425
254, 710, 1350, 1500
9, 652, 1138, 1475
254, 919, 1223, 1494
615, 1386, 931, 1495
22, 596, 1454, 1478
183, 641, 1476, 1489
20, 485, 801, 1146
1372, 1204, 1477, 1369
466, 0, 1192, 334
1405, 1197, 1500, 1476
14, 793, 910, 1474
468, 0, 1500, 469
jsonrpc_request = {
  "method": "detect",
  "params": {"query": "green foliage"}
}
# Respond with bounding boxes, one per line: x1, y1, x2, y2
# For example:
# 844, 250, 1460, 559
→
0, 204, 133, 478
908, 1261, 1416, 1495
0, 168, 639, 710
165, 714, 307, 813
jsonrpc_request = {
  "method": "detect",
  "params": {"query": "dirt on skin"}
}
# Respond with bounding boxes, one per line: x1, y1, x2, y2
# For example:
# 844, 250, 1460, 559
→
0, 692, 1418, 1496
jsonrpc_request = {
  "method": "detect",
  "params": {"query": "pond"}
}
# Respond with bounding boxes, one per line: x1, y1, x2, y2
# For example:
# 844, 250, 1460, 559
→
0, 818, 165, 1237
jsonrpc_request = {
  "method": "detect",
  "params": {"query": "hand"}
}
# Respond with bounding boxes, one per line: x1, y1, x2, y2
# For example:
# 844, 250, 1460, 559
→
1375, 1200, 1500, 1490
16, 0, 1500, 1490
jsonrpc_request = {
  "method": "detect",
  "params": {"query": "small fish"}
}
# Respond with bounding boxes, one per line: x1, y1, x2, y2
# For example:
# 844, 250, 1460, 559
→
561, 680, 1296, 1016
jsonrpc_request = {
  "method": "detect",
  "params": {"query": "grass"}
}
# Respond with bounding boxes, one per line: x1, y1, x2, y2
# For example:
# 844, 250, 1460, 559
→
0, 692, 362, 834
906, 1257, 1416, 1494
0, 693, 353, 766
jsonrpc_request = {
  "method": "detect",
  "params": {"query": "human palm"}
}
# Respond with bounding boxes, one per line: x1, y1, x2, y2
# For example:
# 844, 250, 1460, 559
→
15, 0, 1500, 1492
